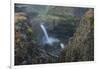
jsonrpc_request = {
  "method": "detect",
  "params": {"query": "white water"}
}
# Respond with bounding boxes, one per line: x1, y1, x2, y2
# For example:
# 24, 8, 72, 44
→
60, 43, 64, 49
40, 24, 49, 42
40, 23, 64, 49
40, 23, 60, 45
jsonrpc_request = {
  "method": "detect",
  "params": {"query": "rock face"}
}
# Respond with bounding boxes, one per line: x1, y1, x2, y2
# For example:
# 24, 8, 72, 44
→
15, 4, 94, 65
59, 9, 94, 62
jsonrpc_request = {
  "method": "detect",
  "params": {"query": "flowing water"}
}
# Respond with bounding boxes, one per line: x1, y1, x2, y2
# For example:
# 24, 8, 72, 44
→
40, 23, 63, 47
40, 23, 49, 42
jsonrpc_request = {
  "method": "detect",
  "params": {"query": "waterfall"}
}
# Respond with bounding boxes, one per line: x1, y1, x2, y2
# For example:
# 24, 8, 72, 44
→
40, 23, 49, 42
40, 23, 63, 47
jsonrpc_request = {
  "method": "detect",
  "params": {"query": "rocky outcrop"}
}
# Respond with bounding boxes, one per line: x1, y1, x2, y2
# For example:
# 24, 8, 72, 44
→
59, 9, 94, 62
15, 4, 94, 65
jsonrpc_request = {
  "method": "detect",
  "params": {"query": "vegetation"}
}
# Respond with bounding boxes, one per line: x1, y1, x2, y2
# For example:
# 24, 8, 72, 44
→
59, 9, 94, 62
15, 4, 94, 65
